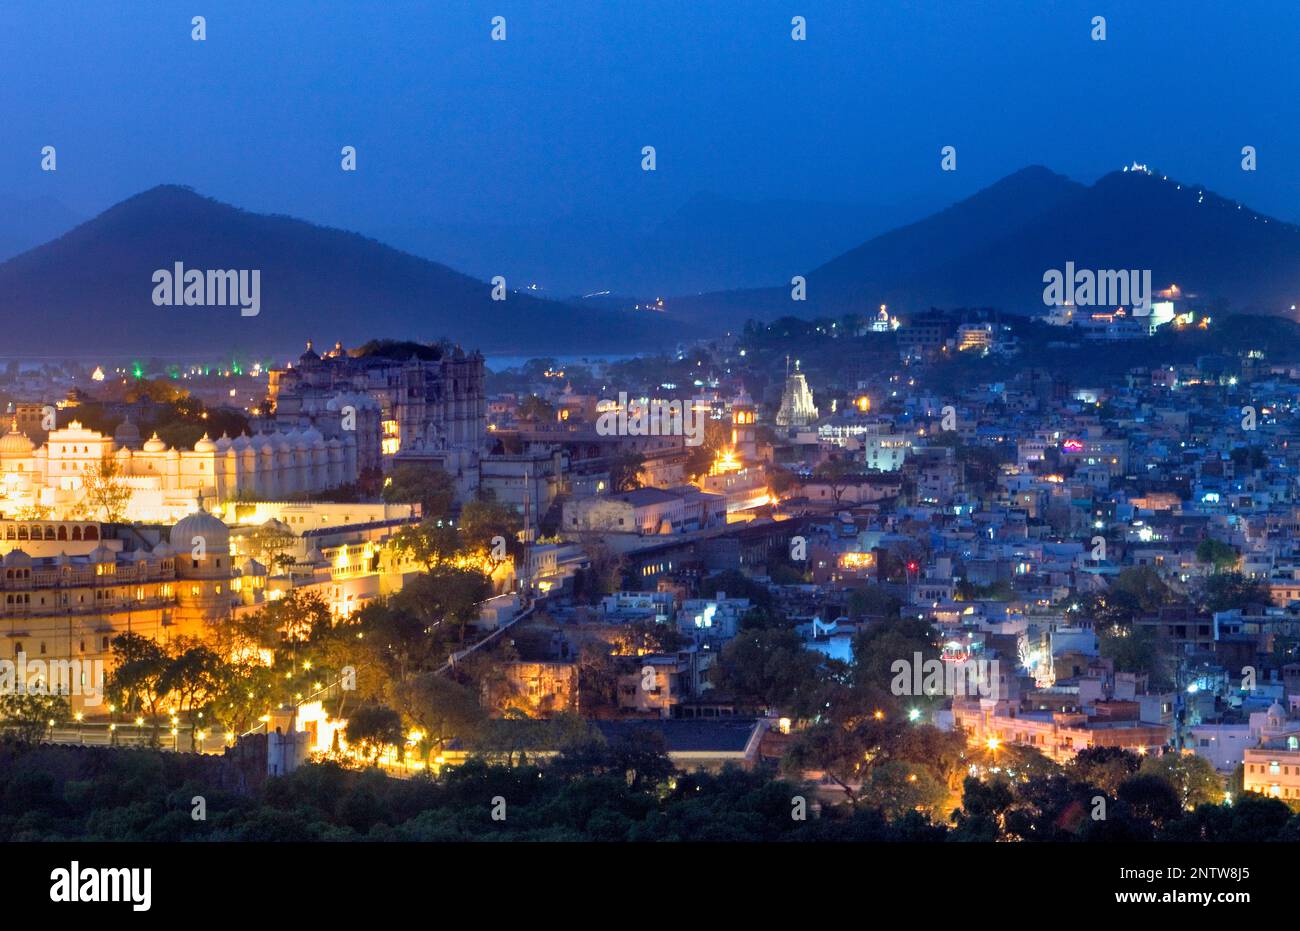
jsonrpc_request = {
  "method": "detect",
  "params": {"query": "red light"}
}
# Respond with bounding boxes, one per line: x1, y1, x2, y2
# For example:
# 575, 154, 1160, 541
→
907, 561, 919, 573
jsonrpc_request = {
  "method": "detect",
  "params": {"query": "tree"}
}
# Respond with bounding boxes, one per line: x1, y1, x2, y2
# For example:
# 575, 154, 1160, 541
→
1109, 566, 1172, 614
209, 660, 281, 737
622, 619, 687, 654
1099, 626, 1172, 691
608, 452, 644, 493
576, 642, 620, 713
549, 728, 676, 792
684, 418, 732, 480
851, 616, 942, 717
1117, 773, 1184, 826
352, 598, 443, 681
714, 627, 826, 713
160, 638, 225, 749
82, 456, 132, 522
245, 520, 297, 568
389, 518, 463, 570
783, 715, 897, 806
107, 633, 171, 726
1196, 537, 1239, 573
1197, 572, 1270, 613
0, 694, 70, 743
767, 466, 798, 499
459, 497, 521, 573
813, 457, 860, 506
859, 760, 951, 821
233, 590, 334, 653
1067, 746, 1141, 794
382, 463, 456, 520
517, 395, 556, 423
345, 704, 405, 765
390, 565, 491, 644
847, 586, 902, 619
577, 542, 626, 600
1140, 752, 1224, 809
389, 673, 486, 755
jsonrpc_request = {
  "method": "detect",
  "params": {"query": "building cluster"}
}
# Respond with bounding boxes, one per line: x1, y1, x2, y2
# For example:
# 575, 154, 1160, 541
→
467, 311, 1300, 796
10, 314, 1300, 799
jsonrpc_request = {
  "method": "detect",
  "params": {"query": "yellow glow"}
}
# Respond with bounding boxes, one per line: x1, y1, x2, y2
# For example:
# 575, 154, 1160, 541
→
712, 448, 741, 474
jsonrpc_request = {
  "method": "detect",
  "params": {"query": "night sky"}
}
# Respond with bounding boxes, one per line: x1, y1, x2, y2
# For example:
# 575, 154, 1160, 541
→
3, 0, 1298, 247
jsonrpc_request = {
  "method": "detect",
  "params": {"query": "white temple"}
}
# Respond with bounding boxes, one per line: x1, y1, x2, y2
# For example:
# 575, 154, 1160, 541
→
0, 419, 358, 523
775, 361, 819, 429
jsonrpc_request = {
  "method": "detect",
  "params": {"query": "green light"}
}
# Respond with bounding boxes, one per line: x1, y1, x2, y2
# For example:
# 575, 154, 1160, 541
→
131, 364, 144, 379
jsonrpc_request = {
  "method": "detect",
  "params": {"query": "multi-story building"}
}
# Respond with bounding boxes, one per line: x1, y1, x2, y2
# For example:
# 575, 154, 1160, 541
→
0, 419, 358, 522
1241, 702, 1300, 802
267, 340, 487, 481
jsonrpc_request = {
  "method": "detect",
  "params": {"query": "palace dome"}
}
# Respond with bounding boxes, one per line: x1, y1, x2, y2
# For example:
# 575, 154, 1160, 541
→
114, 418, 142, 449
142, 433, 169, 453
170, 507, 230, 549
0, 423, 34, 456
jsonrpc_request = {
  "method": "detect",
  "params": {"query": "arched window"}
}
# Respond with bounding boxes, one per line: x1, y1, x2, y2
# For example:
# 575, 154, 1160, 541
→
71, 527, 82, 541
85, 526, 99, 540
57, 527, 66, 540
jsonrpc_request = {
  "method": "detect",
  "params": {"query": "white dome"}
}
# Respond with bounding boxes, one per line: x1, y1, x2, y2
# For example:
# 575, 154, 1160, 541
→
142, 433, 168, 453
0, 426, 34, 456
170, 508, 230, 549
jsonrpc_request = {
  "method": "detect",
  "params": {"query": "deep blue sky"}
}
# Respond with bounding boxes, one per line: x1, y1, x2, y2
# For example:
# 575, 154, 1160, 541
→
3, 0, 1299, 241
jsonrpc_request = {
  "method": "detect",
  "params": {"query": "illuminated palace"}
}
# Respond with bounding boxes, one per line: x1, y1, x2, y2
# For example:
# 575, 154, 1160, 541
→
0, 509, 233, 712
266, 340, 487, 486
0, 503, 430, 713
0, 419, 359, 523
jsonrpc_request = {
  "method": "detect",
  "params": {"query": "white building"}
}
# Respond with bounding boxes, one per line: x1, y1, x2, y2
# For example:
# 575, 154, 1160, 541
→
0, 420, 358, 523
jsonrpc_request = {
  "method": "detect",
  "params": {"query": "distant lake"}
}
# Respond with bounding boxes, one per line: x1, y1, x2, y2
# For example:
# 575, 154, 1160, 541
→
485, 353, 640, 372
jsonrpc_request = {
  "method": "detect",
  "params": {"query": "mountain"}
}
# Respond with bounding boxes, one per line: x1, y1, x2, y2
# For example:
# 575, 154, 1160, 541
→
369, 192, 929, 298
673, 165, 1300, 329
0, 186, 693, 358
0, 192, 82, 263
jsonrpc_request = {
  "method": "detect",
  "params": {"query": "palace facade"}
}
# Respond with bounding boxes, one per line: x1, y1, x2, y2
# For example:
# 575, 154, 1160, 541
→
266, 340, 487, 486
0, 420, 359, 523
